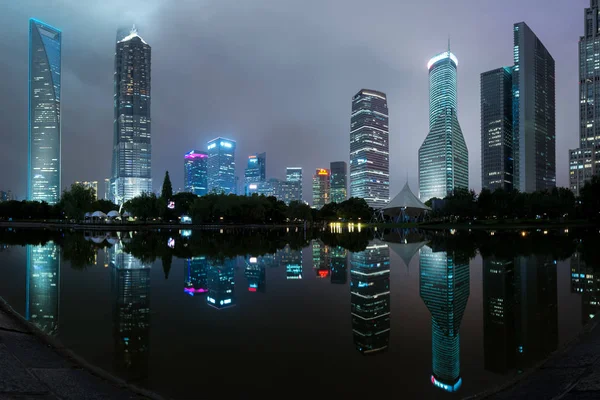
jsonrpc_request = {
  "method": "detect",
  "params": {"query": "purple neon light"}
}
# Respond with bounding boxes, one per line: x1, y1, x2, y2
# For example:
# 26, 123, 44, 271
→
184, 287, 208, 294
185, 152, 208, 159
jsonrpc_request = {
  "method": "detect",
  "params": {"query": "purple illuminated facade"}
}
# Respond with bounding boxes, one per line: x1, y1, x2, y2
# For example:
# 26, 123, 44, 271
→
184, 150, 208, 196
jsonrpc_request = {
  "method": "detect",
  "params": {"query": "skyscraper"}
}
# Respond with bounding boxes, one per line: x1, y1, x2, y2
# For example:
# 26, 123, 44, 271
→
206, 258, 236, 309
184, 150, 208, 196
513, 22, 556, 192
207, 137, 236, 194
28, 19, 61, 205
26, 242, 60, 335
570, 1, 600, 195
285, 167, 303, 203
244, 153, 266, 195
330, 161, 347, 203
312, 168, 330, 209
350, 89, 389, 208
184, 256, 209, 296
420, 244, 470, 393
481, 67, 514, 191
330, 246, 348, 284
111, 26, 152, 205
419, 48, 469, 202
350, 241, 390, 354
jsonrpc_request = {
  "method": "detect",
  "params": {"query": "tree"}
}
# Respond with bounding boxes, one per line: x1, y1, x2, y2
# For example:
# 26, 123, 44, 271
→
60, 184, 96, 220
123, 192, 160, 220
162, 253, 173, 279
161, 171, 173, 200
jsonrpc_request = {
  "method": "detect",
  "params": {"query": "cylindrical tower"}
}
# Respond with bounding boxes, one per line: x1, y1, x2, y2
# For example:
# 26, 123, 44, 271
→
428, 51, 458, 129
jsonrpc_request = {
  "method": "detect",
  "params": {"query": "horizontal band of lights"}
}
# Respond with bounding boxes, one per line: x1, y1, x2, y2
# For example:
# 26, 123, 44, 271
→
427, 51, 459, 70
431, 376, 462, 392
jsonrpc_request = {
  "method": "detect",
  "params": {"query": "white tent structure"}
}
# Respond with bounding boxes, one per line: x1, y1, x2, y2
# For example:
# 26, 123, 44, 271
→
382, 183, 430, 222
107, 210, 121, 219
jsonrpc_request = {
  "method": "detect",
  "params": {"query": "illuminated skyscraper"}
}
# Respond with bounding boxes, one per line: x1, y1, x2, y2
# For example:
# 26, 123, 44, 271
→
330, 161, 347, 203
312, 240, 330, 278
279, 245, 303, 279
419, 48, 469, 202
109, 241, 150, 381
570, 1, 600, 195
245, 257, 266, 293
350, 241, 390, 354
284, 167, 303, 203
26, 242, 60, 335
312, 168, 330, 209
28, 19, 61, 204
419, 244, 470, 392
350, 89, 389, 208
513, 22, 555, 192
330, 246, 348, 284
206, 258, 236, 309
481, 67, 514, 191
184, 256, 209, 296
207, 137, 236, 194
244, 152, 266, 195
184, 150, 208, 196
111, 26, 152, 204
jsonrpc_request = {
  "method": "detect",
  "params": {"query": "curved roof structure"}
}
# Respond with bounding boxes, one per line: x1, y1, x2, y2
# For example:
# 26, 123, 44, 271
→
107, 210, 120, 218
383, 183, 431, 212
91, 211, 107, 218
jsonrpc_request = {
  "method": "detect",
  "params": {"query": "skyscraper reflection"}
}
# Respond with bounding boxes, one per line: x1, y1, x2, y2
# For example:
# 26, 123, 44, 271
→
184, 256, 209, 296
570, 252, 600, 325
26, 242, 60, 336
330, 246, 347, 284
109, 241, 150, 382
350, 241, 390, 355
312, 240, 330, 278
278, 245, 302, 279
206, 258, 236, 309
245, 256, 266, 293
419, 244, 470, 393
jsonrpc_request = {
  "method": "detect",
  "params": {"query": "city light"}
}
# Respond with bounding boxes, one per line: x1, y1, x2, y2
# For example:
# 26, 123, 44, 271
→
317, 169, 329, 176
427, 51, 459, 70
220, 141, 232, 148
208, 143, 216, 150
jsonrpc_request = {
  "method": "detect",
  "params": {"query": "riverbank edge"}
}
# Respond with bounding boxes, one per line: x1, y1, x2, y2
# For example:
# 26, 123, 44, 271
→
0, 296, 165, 400
463, 317, 600, 399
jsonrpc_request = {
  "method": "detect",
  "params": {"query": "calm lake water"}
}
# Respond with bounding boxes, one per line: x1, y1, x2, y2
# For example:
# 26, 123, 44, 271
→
0, 227, 597, 399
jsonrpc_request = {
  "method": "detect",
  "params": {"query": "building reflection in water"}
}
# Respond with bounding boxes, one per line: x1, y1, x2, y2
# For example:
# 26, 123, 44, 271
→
419, 244, 470, 393
312, 240, 330, 278
330, 246, 347, 284
109, 240, 150, 382
278, 245, 302, 280
245, 256, 266, 293
184, 256, 208, 296
571, 252, 600, 324
206, 258, 236, 309
350, 240, 390, 355
26, 242, 60, 336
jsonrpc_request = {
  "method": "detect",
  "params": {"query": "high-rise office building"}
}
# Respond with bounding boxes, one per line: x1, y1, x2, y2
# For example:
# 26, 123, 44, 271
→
285, 167, 303, 203
278, 245, 303, 280
330, 161, 347, 203
330, 246, 348, 284
207, 137, 236, 195
312, 240, 330, 278
104, 179, 110, 200
350, 241, 390, 354
75, 181, 99, 199
184, 256, 208, 296
184, 150, 208, 196
245, 257, 266, 293
206, 258, 236, 309
244, 153, 266, 195
350, 89, 390, 208
111, 26, 152, 205
419, 48, 469, 202
481, 67, 514, 191
312, 168, 330, 209
26, 242, 60, 335
513, 22, 556, 192
420, 244, 470, 393
28, 19, 61, 205
570, 1, 600, 195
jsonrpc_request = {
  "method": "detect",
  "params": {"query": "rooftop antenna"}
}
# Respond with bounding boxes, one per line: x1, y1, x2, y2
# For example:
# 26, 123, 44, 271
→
131, 24, 137, 34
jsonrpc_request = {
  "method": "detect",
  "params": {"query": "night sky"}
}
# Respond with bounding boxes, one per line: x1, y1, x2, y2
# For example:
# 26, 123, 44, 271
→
0, 0, 585, 200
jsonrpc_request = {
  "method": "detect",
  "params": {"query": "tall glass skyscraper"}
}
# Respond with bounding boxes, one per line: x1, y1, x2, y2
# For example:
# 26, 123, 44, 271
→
481, 67, 514, 191
285, 167, 303, 203
28, 19, 61, 204
419, 244, 470, 392
26, 242, 60, 335
513, 22, 555, 192
184, 150, 208, 196
206, 258, 236, 309
207, 137, 236, 194
350, 241, 390, 354
312, 168, 330, 209
330, 161, 347, 203
570, 1, 600, 195
419, 49, 469, 202
184, 256, 209, 296
350, 89, 389, 208
111, 26, 152, 205
244, 152, 266, 195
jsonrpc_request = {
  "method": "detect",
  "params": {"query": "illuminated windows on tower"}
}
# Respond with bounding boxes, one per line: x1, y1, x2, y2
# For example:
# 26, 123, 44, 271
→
184, 150, 208, 196
207, 137, 237, 195
312, 168, 330, 209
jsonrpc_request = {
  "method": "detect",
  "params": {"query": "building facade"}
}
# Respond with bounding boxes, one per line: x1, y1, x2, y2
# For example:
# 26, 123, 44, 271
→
111, 26, 152, 205
285, 167, 303, 203
207, 137, 236, 194
28, 19, 61, 205
312, 168, 330, 209
513, 22, 556, 192
330, 161, 347, 203
570, 1, 600, 195
350, 89, 389, 208
184, 150, 208, 196
481, 67, 514, 191
244, 153, 266, 195
26, 242, 60, 335
419, 49, 469, 202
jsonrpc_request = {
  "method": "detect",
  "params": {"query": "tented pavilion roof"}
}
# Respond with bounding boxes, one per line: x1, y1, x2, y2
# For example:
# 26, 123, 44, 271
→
382, 183, 431, 215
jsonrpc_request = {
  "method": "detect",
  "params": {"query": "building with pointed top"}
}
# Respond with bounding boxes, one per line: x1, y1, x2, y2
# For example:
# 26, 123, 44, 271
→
110, 25, 152, 205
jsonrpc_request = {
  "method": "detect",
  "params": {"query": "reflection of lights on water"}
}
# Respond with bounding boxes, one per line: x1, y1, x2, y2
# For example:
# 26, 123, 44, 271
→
220, 229, 223, 234
167, 238, 175, 248
249, 257, 257, 264
565, 228, 569, 234
450, 229, 456, 235
490, 231, 495, 236
543, 230, 548, 235
521, 231, 527, 237
180, 230, 192, 237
